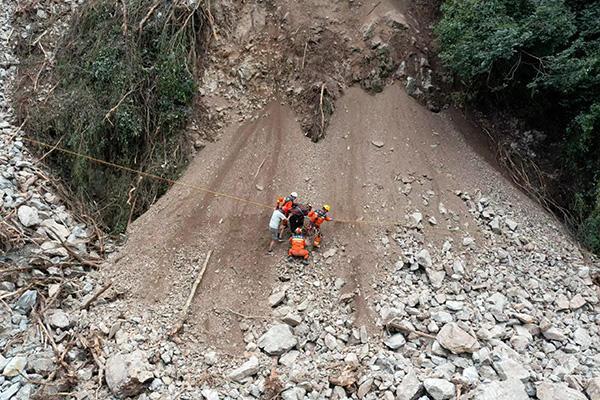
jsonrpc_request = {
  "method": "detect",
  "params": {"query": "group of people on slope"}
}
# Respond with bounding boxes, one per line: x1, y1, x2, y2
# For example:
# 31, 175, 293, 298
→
268, 192, 333, 264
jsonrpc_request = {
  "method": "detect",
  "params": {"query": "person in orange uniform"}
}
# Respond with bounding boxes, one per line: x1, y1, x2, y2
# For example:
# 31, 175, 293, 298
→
308, 204, 333, 248
289, 228, 309, 264
281, 192, 298, 215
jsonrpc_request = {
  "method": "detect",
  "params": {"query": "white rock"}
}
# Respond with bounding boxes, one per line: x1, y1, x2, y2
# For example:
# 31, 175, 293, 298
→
436, 323, 479, 354
472, 379, 529, 400
228, 356, 259, 382
505, 219, 518, 231
536, 381, 587, 400
17, 205, 40, 227
493, 358, 529, 382
396, 368, 421, 400
384, 333, 406, 350
2, 356, 27, 377
423, 378, 454, 400
48, 309, 71, 329
574, 327, 591, 349
570, 294, 586, 310
543, 327, 567, 342
416, 249, 432, 268
105, 350, 154, 398
201, 388, 219, 400
268, 290, 286, 307
258, 324, 297, 355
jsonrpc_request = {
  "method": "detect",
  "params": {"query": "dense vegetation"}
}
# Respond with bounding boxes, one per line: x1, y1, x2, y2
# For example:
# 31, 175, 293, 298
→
23, 0, 208, 232
436, 0, 600, 253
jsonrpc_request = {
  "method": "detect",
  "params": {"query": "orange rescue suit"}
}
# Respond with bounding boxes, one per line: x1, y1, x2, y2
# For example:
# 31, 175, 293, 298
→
308, 210, 332, 228
289, 234, 309, 259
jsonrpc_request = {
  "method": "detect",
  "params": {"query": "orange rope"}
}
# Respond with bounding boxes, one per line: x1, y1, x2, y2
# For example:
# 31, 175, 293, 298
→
20, 136, 392, 227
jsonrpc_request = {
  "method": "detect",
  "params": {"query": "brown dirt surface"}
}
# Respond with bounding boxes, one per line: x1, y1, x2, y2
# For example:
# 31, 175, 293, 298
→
100, 0, 567, 361
104, 82, 528, 353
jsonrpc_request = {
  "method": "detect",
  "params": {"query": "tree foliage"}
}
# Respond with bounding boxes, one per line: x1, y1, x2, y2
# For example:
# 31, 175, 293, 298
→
23, 0, 208, 232
436, 0, 600, 253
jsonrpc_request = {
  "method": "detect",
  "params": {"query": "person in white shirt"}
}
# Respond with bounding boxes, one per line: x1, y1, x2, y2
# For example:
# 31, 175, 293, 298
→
268, 208, 288, 253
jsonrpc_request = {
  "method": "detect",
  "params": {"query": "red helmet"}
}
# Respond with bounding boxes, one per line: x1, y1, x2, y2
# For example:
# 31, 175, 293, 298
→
295, 228, 302, 234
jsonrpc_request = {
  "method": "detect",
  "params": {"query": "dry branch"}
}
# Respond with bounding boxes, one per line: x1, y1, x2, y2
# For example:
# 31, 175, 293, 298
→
319, 83, 326, 135
138, 1, 162, 33
169, 250, 213, 336
80, 282, 113, 310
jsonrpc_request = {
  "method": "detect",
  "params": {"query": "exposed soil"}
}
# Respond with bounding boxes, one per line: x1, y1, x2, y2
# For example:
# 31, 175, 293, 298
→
105, 82, 521, 356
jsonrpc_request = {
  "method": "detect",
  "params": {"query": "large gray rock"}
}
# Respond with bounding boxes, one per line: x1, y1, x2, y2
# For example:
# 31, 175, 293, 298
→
258, 324, 297, 355
423, 378, 454, 400
396, 368, 422, 400
416, 249, 432, 268
471, 379, 529, 400
587, 378, 600, 400
436, 323, 479, 354
493, 358, 529, 382
105, 350, 153, 398
14, 290, 37, 314
228, 356, 259, 382
536, 382, 587, 400
17, 205, 40, 227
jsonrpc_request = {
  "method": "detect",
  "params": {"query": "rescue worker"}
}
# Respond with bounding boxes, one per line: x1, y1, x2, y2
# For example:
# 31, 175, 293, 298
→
308, 204, 333, 248
275, 196, 285, 210
281, 192, 298, 215
268, 207, 288, 253
289, 203, 312, 234
289, 227, 309, 264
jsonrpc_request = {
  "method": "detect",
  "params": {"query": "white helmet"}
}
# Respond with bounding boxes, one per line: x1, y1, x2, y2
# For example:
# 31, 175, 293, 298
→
290, 192, 298, 198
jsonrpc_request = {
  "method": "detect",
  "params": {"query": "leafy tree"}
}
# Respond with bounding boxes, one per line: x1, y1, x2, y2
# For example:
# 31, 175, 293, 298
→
436, 0, 600, 252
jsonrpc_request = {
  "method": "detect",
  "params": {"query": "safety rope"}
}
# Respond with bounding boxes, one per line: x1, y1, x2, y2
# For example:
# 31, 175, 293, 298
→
18, 136, 391, 227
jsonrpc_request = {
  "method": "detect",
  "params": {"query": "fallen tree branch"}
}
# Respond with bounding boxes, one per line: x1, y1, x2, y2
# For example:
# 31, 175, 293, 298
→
80, 282, 113, 310
319, 83, 326, 136
253, 158, 266, 179
169, 250, 213, 336
223, 308, 269, 320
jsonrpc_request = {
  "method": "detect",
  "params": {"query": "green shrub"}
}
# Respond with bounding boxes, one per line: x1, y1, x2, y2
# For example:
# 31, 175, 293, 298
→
24, 0, 208, 232
436, 0, 600, 253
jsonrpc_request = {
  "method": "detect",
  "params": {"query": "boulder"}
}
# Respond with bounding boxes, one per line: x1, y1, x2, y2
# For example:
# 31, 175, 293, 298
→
536, 382, 587, 400
228, 356, 259, 383
258, 324, 297, 355
436, 323, 479, 354
268, 290, 286, 307
17, 205, 40, 227
493, 358, 529, 382
416, 249, 432, 268
471, 379, 529, 400
105, 350, 154, 398
423, 378, 454, 400
396, 368, 422, 400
